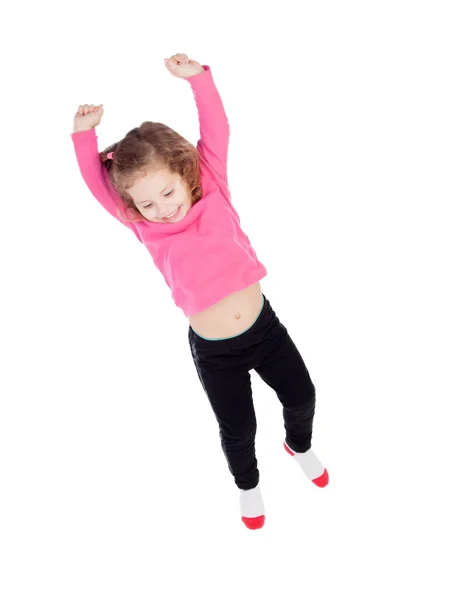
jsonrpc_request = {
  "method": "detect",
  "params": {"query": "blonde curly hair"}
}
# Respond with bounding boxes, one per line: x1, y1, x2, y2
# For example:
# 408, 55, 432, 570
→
100, 121, 202, 223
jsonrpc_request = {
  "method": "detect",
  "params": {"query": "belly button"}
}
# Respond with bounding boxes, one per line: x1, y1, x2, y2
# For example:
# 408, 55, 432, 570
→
235, 312, 241, 319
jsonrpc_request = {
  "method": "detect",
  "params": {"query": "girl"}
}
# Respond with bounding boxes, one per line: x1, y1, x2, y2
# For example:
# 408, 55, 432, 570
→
71, 53, 329, 530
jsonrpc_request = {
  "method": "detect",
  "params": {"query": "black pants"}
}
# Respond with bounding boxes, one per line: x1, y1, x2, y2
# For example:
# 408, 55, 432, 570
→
188, 294, 316, 490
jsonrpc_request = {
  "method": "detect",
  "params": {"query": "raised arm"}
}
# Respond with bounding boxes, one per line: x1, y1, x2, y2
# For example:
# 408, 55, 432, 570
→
165, 55, 230, 184
187, 66, 230, 183
71, 109, 142, 242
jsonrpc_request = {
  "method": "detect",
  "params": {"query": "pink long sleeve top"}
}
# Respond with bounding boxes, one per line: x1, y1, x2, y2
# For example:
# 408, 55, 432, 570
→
71, 65, 267, 317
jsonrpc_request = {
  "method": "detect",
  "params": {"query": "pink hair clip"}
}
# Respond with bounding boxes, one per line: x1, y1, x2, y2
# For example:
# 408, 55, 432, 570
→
107, 152, 114, 160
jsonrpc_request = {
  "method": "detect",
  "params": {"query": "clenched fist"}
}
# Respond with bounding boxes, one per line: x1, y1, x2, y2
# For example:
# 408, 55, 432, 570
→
164, 53, 205, 79
73, 104, 104, 133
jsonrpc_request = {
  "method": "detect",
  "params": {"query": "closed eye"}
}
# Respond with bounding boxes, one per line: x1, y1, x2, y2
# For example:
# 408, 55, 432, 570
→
143, 190, 173, 209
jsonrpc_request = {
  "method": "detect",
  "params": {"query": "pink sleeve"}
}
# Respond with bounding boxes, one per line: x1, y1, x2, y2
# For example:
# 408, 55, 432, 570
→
187, 65, 230, 184
71, 129, 142, 242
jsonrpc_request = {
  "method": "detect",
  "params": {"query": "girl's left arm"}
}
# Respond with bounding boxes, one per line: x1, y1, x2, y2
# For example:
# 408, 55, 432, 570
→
186, 65, 230, 185
164, 55, 230, 184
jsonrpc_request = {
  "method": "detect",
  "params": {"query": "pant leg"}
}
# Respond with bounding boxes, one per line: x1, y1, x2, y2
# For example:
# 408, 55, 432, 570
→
189, 331, 259, 490
254, 319, 316, 453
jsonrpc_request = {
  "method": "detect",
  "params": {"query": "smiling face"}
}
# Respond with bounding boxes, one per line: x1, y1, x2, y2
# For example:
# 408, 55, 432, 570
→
127, 167, 193, 223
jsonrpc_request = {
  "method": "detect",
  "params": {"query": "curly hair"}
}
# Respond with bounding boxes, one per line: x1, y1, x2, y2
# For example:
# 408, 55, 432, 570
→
99, 121, 203, 223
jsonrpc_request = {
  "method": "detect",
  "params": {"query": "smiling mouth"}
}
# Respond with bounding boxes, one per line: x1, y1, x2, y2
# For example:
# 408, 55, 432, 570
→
162, 205, 182, 221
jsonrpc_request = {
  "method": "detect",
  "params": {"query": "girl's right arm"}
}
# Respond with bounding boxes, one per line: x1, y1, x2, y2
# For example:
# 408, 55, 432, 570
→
71, 105, 142, 242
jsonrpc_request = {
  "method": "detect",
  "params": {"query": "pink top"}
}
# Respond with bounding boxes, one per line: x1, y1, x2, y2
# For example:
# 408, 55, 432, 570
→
71, 65, 267, 317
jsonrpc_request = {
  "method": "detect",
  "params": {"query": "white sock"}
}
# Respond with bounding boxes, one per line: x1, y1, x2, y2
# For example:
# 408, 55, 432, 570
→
240, 485, 265, 518
285, 442, 325, 480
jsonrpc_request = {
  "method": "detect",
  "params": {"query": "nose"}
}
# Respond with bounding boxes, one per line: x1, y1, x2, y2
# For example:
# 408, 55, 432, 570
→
157, 207, 172, 218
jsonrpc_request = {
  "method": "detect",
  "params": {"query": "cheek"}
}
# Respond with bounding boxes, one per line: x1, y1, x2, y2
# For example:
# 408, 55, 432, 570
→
178, 187, 191, 204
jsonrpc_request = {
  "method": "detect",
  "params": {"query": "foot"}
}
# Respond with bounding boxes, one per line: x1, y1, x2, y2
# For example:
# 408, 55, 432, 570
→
240, 485, 265, 530
284, 441, 329, 487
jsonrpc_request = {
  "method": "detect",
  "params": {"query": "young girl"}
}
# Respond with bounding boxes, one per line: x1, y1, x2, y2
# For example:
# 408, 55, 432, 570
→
71, 53, 329, 530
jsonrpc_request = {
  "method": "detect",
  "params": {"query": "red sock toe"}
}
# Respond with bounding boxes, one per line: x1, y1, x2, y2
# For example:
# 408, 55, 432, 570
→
242, 515, 265, 530
312, 468, 329, 487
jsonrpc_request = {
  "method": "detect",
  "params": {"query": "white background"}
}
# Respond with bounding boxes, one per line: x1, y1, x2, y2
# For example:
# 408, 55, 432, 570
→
1, 1, 456, 598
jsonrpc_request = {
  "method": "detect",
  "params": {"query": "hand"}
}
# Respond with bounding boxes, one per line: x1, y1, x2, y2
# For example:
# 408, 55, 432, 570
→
164, 53, 204, 79
73, 104, 104, 133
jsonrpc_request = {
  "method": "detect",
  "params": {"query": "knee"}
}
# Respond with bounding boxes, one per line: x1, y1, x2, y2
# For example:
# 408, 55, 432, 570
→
286, 386, 316, 415
219, 424, 256, 452
301, 379, 316, 406
306, 379, 317, 407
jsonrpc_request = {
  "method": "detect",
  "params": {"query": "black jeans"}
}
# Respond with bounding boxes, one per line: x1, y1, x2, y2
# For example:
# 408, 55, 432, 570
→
188, 294, 316, 490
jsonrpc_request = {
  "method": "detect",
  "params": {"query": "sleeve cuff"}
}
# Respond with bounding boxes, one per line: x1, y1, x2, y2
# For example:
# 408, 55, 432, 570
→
71, 128, 97, 140
187, 65, 212, 87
